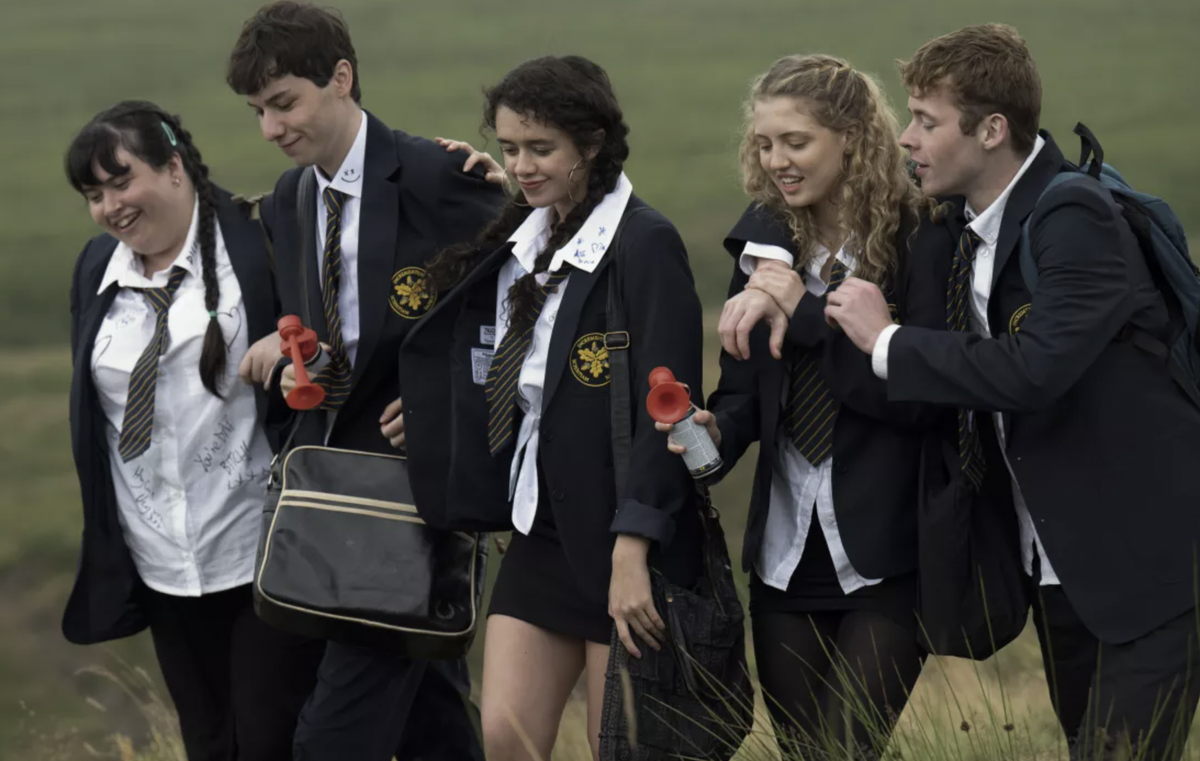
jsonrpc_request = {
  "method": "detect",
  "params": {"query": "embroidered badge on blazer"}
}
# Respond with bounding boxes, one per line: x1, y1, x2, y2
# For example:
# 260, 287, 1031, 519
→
389, 267, 437, 319
570, 332, 611, 387
1009, 303, 1032, 334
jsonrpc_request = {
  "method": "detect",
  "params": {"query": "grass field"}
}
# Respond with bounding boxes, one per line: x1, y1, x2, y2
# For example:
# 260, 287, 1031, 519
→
2, 0, 1198, 758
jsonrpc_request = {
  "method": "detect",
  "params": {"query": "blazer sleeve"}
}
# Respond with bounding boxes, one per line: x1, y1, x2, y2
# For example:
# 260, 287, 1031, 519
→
887, 184, 1136, 412
732, 207, 951, 430
608, 214, 704, 547
809, 217, 950, 428
428, 149, 506, 245
705, 261, 762, 476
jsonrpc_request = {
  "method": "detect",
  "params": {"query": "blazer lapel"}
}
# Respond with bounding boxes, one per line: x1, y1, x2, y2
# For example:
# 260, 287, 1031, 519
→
990, 133, 1067, 297
541, 257, 611, 414
403, 243, 512, 349
72, 249, 120, 460
216, 192, 275, 343
353, 114, 400, 386
75, 245, 120, 372
761, 351, 785, 449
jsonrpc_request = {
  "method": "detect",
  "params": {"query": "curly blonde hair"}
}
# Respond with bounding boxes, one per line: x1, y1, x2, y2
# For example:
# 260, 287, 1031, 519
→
740, 54, 926, 286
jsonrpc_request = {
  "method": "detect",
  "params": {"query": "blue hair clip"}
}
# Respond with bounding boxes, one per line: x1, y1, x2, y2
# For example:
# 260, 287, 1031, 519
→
161, 122, 178, 147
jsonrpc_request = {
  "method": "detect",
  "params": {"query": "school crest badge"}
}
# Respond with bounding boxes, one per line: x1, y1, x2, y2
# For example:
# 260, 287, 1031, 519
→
570, 332, 611, 387
1008, 303, 1032, 335
389, 267, 437, 319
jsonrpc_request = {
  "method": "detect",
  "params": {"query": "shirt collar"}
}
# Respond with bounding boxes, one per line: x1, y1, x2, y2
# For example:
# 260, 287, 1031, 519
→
98, 197, 202, 293
316, 109, 367, 200
804, 242, 856, 284
966, 134, 1046, 246
506, 173, 634, 278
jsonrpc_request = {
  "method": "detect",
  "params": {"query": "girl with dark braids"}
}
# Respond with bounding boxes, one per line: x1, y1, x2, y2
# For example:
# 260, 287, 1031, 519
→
404, 56, 707, 760
63, 100, 324, 761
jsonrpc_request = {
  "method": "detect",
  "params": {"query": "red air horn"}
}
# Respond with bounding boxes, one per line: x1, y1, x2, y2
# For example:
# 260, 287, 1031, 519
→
646, 366, 722, 479
277, 315, 326, 410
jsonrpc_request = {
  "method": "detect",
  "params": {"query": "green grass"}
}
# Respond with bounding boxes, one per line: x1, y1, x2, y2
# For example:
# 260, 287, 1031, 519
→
2, 0, 1198, 758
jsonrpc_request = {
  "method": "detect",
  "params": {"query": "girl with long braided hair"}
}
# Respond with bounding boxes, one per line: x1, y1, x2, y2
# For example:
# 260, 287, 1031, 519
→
408, 56, 707, 760
64, 100, 324, 761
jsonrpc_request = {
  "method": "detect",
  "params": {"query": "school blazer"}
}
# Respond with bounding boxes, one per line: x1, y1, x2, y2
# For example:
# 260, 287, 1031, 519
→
64, 189, 277, 645
259, 110, 503, 453
708, 203, 954, 580
399, 197, 704, 608
886, 132, 1200, 644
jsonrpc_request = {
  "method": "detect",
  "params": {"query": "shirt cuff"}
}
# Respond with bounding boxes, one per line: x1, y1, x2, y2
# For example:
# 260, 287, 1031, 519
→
871, 324, 902, 380
739, 242, 795, 277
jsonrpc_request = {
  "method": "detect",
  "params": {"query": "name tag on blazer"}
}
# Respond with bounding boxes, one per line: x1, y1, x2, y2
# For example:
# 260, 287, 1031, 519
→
472, 325, 496, 385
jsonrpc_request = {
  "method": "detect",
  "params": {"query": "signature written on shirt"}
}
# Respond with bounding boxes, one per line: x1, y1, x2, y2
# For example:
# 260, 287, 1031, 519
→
193, 416, 236, 474
131, 465, 166, 532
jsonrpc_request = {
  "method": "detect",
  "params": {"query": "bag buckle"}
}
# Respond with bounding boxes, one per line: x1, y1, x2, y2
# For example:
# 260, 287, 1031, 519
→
267, 453, 282, 490
603, 331, 630, 351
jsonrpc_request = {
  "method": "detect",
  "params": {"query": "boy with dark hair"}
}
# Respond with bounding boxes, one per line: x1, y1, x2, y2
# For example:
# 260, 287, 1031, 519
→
827, 23, 1200, 760
227, 3, 502, 759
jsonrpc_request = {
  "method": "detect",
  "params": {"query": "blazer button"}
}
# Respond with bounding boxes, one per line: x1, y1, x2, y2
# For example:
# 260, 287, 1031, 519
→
543, 430, 554, 442
553, 489, 565, 501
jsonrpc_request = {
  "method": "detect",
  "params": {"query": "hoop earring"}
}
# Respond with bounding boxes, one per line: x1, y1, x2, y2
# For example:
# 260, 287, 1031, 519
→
567, 159, 585, 204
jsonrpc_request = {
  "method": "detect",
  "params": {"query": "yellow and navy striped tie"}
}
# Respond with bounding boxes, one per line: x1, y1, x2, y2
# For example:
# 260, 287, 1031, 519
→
949, 228, 986, 490
485, 270, 570, 454
117, 266, 189, 463
313, 186, 353, 410
782, 258, 848, 465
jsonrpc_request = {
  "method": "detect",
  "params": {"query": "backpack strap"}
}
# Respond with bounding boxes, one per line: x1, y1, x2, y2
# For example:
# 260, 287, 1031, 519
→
605, 205, 651, 503
1017, 148, 1200, 411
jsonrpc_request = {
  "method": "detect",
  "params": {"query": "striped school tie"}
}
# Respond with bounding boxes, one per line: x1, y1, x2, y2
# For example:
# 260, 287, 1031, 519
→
485, 270, 570, 454
117, 266, 189, 463
949, 228, 987, 490
313, 186, 353, 410
782, 258, 848, 465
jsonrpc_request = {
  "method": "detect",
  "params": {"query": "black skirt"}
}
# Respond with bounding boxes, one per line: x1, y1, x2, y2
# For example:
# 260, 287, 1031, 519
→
488, 477, 613, 645
749, 519, 917, 628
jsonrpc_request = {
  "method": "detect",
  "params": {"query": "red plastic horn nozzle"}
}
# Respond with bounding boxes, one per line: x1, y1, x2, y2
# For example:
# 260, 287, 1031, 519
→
277, 315, 326, 410
646, 366, 692, 425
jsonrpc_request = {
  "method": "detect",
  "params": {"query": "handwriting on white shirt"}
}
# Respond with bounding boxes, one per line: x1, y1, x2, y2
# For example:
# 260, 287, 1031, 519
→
193, 416, 236, 473
228, 465, 271, 492
219, 440, 252, 477
131, 465, 165, 531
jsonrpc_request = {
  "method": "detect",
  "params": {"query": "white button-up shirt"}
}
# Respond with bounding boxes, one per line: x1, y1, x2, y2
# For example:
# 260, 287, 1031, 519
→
494, 174, 634, 535
314, 109, 367, 370
739, 244, 883, 594
872, 135, 1058, 585
93, 199, 273, 596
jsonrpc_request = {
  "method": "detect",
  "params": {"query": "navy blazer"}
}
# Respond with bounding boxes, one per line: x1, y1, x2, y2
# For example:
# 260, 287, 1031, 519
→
709, 202, 954, 580
399, 198, 704, 608
886, 132, 1200, 643
259, 111, 503, 454
64, 188, 278, 645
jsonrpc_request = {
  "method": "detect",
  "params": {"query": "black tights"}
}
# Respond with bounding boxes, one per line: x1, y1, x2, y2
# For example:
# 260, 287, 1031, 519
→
752, 609, 925, 760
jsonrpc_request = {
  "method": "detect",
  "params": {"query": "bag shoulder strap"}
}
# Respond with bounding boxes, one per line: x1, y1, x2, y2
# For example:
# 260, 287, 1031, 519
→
275, 167, 320, 459
605, 205, 651, 501
296, 168, 318, 329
